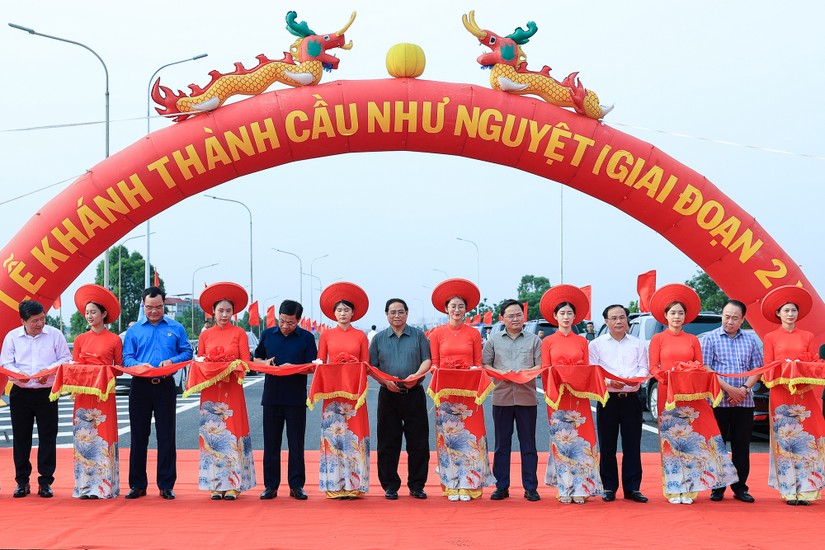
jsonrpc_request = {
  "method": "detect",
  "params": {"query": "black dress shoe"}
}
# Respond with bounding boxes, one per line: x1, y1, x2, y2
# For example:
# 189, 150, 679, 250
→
79, 494, 90, 500
490, 488, 510, 500
260, 487, 277, 500
524, 489, 541, 501
385, 489, 399, 500
602, 490, 616, 502
624, 491, 648, 503
289, 487, 308, 500
88, 495, 99, 500
409, 489, 427, 499
709, 488, 725, 501
733, 491, 755, 503
38, 483, 53, 498
13, 483, 30, 498
159, 488, 175, 500
787, 499, 809, 506
125, 488, 147, 499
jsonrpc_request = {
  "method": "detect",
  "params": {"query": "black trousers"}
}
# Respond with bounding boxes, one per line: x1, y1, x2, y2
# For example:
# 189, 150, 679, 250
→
262, 404, 307, 490
376, 385, 429, 492
713, 406, 753, 493
9, 386, 58, 486
128, 377, 177, 490
492, 404, 538, 491
596, 393, 643, 494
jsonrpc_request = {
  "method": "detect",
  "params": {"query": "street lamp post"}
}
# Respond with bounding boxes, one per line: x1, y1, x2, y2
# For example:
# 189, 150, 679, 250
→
309, 254, 329, 322
144, 53, 208, 288
456, 237, 481, 312
9, 23, 112, 287
273, 249, 303, 304
204, 195, 254, 306
191, 263, 218, 335
302, 272, 322, 322
116, 232, 154, 332
433, 268, 448, 279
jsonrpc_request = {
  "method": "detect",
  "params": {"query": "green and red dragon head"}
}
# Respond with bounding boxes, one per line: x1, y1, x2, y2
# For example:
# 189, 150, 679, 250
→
462, 10, 536, 69
286, 10, 355, 70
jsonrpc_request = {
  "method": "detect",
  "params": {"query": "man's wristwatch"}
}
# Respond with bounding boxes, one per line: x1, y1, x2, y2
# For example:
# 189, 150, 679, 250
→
740, 384, 750, 390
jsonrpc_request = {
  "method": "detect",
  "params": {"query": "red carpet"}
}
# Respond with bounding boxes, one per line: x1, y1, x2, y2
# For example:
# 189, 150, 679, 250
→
0, 449, 815, 549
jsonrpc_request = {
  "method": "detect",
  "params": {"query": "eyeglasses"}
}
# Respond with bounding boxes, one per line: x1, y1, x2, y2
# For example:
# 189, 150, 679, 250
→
607, 316, 627, 322
387, 310, 407, 316
143, 305, 164, 311
278, 318, 297, 327
504, 313, 524, 320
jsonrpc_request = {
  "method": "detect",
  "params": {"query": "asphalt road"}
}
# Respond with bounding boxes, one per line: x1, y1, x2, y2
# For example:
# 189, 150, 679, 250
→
1, 373, 770, 453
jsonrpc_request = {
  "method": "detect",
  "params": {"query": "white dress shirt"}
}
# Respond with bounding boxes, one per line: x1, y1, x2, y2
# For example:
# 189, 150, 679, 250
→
1, 324, 71, 388
588, 332, 649, 392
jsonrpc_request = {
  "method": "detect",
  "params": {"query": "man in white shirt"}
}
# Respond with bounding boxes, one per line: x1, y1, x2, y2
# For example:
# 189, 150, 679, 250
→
0, 300, 71, 498
589, 304, 649, 503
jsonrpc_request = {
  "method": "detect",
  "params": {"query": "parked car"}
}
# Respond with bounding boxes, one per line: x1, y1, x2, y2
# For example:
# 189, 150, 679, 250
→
626, 312, 723, 412
697, 328, 769, 427
523, 319, 580, 339
246, 331, 261, 374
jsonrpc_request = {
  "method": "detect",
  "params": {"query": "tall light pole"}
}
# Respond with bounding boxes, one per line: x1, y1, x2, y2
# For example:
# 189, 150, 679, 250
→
204, 195, 254, 305
116, 232, 154, 332
433, 268, 448, 279
422, 284, 438, 327
191, 263, 218, 335
310, 254, 328, 321
303, 272, 323, 322
144, 53, 208, 288
273, 248, 303, 304
9, 23, 111, 287
456, 237, 480, 312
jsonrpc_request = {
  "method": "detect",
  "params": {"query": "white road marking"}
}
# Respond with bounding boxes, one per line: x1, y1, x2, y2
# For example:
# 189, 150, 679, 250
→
1, 376, 266, 447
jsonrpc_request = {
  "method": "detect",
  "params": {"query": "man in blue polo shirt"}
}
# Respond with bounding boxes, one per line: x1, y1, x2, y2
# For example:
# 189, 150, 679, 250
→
122, 286, 193, 500
254, 299, 317, 500
703, 299, 762, 503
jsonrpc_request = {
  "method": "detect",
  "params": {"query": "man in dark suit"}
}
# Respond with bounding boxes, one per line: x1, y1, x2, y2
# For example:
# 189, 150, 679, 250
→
255, 300, 317, 500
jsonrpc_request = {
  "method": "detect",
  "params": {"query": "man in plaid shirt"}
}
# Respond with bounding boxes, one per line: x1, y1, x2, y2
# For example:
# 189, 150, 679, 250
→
702, 299, 762, 503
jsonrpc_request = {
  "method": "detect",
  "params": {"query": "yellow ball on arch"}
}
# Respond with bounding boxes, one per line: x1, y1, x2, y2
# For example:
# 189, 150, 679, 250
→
386, 43, 426, 78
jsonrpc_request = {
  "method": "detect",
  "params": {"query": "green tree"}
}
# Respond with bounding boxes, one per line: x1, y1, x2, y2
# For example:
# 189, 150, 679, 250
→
70, 311, 87, 339
685, 270, 726, 313
68, 246, 162, 339
517, 275, 552, 320
46, 314, 63, 331
628, 300, 640, 313
174, 301, 207, 340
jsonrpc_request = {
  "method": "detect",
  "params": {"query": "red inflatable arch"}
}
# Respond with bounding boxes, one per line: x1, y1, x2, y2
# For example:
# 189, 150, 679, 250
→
1, 78, 822, 341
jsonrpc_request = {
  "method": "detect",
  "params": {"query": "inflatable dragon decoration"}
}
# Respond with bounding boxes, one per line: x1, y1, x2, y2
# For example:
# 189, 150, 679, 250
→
462, 11, 612, 120
152, 11, 356, 122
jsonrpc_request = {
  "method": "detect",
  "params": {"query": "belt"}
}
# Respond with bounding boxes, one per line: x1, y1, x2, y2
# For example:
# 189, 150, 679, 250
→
388, 382, 422, 394
612, 391, 638, 399
139, 375, 171, 384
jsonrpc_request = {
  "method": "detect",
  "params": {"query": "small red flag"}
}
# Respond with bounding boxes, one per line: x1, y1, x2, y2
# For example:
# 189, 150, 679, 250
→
464, 316, 472, 325
498, 314, 502, 322
637, 270, 656, 313
248, 301, 260, 327
483, 310, 493, 324
153, 269, 160, 288
266, 305, 275, 328
522, 302, 529, 320
580, 285, 592, 319
472, 314, 481, 325
53, 296, 61, 310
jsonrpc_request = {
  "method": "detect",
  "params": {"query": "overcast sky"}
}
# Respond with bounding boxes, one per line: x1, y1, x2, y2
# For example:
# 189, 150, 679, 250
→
2, 0, 823, 330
